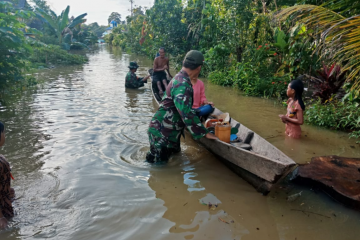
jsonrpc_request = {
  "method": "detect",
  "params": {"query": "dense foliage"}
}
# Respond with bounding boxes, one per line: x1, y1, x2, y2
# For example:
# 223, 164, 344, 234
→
0, 0, 109, 94
305, 99, 360, 142
277, 0, 360, 92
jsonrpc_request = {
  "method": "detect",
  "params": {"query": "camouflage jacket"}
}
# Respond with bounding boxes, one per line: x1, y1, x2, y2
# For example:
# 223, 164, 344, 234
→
149, 70, 208, 141
125, 71, 144, 88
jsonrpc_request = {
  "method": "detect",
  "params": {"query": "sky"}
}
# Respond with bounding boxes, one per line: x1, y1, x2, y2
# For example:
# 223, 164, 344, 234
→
46, 0, 153, 25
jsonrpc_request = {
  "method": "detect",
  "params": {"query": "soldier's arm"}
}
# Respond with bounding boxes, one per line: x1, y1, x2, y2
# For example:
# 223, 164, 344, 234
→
172, 83, 208, 140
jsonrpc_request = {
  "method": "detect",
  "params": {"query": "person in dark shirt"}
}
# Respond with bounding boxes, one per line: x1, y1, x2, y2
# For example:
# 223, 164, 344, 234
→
125, 62, 150, 89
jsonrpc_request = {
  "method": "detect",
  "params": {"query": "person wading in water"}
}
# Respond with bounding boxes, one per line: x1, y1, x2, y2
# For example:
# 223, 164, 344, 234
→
147, 50, 217, 163
152, 47, 172, 99
125, 62, 150, 89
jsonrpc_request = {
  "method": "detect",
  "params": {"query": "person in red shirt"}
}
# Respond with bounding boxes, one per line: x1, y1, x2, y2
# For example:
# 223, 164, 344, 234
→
191, 78, 213, 109
279, 79, 305, 138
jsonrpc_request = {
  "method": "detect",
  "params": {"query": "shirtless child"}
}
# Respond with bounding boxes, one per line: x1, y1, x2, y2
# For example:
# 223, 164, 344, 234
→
153, 47, 173, 98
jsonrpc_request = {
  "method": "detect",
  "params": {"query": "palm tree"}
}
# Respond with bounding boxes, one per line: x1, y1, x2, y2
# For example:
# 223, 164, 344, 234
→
275, 0, 360, 91
36, 6, 87, 49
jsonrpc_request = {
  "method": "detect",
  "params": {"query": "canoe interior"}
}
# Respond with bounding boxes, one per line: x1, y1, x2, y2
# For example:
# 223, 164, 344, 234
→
148, 70, 297, 193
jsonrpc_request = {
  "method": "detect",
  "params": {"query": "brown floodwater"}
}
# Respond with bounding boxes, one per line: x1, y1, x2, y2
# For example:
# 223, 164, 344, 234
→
0, 45, 359, 240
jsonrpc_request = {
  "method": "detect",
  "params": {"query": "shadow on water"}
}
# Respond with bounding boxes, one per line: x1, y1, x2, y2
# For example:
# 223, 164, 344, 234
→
0, 45, 359, 240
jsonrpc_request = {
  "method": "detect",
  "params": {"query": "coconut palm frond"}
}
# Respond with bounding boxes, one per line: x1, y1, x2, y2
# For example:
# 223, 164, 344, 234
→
325, 0, 360, 17
319, 15, 360, 91
276, 5, 345, 30
276, 4, 360, 92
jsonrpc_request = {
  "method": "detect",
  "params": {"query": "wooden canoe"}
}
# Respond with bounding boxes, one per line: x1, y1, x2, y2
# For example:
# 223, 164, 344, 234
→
148, 72, 296, 194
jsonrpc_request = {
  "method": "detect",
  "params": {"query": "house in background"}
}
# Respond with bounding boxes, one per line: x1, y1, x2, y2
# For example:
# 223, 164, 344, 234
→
110, 20, 118, 28
102, 27, 113, 37
101, 20, 119, 38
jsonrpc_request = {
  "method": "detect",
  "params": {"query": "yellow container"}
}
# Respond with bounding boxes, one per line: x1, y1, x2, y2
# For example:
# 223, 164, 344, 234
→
215, 124, 231, 143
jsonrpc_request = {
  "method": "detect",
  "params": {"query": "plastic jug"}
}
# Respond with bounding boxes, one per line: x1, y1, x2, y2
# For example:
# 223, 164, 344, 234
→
215, 124, 231, 143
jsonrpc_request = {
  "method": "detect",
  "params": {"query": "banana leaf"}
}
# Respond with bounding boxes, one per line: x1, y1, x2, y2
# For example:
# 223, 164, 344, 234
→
68, 13, 88, 28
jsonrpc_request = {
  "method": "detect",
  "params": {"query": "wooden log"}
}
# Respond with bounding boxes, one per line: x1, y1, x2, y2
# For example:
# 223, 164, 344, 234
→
294, 155, 360, 210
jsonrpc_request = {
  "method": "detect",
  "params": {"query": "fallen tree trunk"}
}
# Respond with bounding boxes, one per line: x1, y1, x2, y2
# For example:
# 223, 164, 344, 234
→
294, 155, 360, 210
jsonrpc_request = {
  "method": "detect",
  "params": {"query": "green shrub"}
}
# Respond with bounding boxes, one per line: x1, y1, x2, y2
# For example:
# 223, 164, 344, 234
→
305, 99, 360, 141
207, 62, 289, 98
28, 44, 88, 66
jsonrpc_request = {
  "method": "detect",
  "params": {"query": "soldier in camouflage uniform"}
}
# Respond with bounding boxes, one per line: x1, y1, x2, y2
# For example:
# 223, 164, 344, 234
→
125, 62, 150, 89
147, 50, 217, 162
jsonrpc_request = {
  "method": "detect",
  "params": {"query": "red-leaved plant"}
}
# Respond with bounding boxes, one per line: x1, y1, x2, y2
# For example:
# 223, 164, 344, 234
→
312, 63, 346, 103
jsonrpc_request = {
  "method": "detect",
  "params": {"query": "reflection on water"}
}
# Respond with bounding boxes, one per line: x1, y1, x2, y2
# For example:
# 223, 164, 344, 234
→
0, 45, 359, 240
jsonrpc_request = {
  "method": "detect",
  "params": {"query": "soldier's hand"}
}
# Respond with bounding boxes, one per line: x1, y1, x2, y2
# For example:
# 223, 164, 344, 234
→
205, 133, 217, 140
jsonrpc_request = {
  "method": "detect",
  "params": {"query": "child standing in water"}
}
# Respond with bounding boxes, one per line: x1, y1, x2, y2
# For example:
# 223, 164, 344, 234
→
0, 122, 14, 229
279, 79, 305, 138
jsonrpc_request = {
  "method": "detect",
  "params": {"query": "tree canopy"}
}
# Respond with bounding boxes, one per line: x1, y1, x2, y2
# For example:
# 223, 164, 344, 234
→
108, 12, 121, 24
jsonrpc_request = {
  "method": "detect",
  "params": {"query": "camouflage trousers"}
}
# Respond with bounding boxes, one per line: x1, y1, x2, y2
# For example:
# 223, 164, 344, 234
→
146, 128, 182, 162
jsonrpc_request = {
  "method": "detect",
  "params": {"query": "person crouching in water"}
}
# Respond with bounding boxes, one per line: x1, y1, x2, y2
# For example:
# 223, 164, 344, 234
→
147, 50, 217, 163
279, 79, 305, 138
0, 121, 15, 229
125, 61, 150, 89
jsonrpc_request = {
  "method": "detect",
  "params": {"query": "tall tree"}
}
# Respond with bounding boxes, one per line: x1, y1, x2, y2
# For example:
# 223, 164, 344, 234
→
31, 0, 51, 14
146, 0, 189, 57
108, 12, 121, 24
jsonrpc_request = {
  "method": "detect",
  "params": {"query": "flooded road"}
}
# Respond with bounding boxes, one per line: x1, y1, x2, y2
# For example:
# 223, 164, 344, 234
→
0, 46, 359, 240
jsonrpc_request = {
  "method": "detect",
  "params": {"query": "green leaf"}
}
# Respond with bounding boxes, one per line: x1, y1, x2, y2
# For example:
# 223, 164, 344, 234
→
59, 6, 70, 32
0, 27, 14, 34
67, 13, 88, 28
274, 29, 288, 52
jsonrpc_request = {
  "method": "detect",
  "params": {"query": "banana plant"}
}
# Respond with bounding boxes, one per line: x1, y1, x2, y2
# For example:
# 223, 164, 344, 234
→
35, 5, 87, 49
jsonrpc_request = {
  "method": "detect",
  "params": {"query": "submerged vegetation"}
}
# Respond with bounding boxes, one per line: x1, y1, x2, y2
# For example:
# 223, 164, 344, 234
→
104, 0, 360, 140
